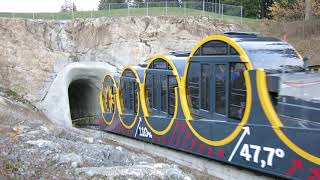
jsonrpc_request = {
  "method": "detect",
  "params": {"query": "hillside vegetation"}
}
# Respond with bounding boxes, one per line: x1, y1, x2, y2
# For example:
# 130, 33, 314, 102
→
0, 7, 244, 22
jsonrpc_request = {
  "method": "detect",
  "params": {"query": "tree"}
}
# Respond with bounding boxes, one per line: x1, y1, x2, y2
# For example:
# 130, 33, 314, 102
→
270, 0, 303, 20
61, 1, 77, 12
98, 0, 126, 10
313, 0, 320, 16
305, 0, 312, 20
260, 0, 274, 18
222, 0, 272, 18
270, 0, 320, 21
98, 0, 107, 10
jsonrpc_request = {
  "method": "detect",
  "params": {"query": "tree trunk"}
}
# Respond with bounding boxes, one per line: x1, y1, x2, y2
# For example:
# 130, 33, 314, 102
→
305, 0, 312, 20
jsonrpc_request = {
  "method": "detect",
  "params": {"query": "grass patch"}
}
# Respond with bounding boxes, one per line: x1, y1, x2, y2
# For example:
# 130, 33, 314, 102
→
0, 7, 256, 24
3, 159, 19, 172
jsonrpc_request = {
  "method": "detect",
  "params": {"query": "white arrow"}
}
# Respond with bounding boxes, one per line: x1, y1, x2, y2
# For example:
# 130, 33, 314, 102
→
134, 117, 142, 137
228, 126, 251, 162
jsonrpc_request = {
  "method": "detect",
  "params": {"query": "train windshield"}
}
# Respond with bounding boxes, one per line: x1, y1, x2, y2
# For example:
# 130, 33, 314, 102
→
276, 72, 320, 129
236, 38, 304, 72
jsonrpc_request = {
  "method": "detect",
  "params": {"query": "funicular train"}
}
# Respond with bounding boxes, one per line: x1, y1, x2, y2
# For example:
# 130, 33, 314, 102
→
98, 32, 320, 179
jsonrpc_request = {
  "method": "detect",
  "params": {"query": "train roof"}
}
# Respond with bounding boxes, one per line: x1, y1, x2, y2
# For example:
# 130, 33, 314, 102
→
111, 73, 120, 84
168, 50, 191, 57
166, 55, 187, 77
225, 33, 304, 71
132, 66, 146, 83
104, 72, 120, 86
120, 66, 146, 83
145, 54, 187, 77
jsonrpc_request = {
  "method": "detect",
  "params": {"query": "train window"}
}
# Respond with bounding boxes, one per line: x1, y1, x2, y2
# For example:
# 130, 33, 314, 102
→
186, 63, 212, 118
120, 70, 138, 115
202, 41, 228, 55
229, 63, 246, 120
145, 60, 178, 117
202, 46, 228, 55
168, 75, 177, 115
201, 64, 210, 111
123, 81, 130, 113
215, 64, 227, 115
146, 74, 153, 109
161, 75, 168, 113
193, 41, 240, 56
146, 75, 156, 115
187, 63, 200, 112
120, 81, 124, 112
134, 84, 138, 113
194, 49, 201, 56
153, 59, 167, 69
123, 70, 135, 77
128, 81, 134, 112
151, 75, 158, 114
230, 47, 238, 55
187, 62, 246, 120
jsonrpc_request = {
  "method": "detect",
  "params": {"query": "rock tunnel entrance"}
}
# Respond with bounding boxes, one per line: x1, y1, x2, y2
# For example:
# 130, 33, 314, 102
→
68, 79, 101, 126
40, 62, 115, 127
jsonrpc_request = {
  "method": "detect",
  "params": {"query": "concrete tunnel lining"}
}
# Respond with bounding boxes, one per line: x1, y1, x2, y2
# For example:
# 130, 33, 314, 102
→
68, 79, 100, 123
40, 62, 116, 127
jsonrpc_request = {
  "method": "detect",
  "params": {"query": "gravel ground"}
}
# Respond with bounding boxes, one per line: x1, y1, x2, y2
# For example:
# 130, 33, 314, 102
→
0, 92, 197, 179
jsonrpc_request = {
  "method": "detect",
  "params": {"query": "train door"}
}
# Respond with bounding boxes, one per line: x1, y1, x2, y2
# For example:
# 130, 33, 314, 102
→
120, 77, 138, 115
186, 40, 247, 121
118, 69, 140, 129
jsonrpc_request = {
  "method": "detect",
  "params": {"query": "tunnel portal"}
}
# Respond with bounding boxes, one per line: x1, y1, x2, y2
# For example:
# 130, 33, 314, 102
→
40, 62, 115, 127
68, 79, 101, 126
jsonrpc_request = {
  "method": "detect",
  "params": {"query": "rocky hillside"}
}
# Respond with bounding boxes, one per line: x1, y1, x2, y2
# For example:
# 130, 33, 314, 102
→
0, 16, 237, 178
0, 16, 240, 105
0, 91, 215, 179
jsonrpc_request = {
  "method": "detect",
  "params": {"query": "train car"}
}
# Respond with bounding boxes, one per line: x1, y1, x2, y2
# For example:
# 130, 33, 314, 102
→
99, 32, 320, 179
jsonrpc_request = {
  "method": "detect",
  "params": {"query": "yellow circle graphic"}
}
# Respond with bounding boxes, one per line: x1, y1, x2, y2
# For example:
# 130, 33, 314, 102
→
180, 35, 253, 146
117, 67, 141, 129
256, 69, 320, 165
100, 74, 117, 126
141, 55, 181, 136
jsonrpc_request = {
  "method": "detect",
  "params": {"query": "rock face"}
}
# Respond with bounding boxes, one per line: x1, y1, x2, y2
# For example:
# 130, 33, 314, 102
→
0, 16, 239, 105
0, 17, 234, 179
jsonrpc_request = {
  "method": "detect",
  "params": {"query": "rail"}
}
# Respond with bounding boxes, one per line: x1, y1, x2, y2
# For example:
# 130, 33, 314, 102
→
72, 115, 100, 126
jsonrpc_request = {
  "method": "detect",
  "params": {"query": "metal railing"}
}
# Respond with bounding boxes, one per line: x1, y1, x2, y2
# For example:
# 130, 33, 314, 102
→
0, 1, 243, 23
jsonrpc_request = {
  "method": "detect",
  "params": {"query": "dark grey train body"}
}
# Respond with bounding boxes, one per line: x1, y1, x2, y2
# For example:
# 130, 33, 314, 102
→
98, 32, 320, 179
